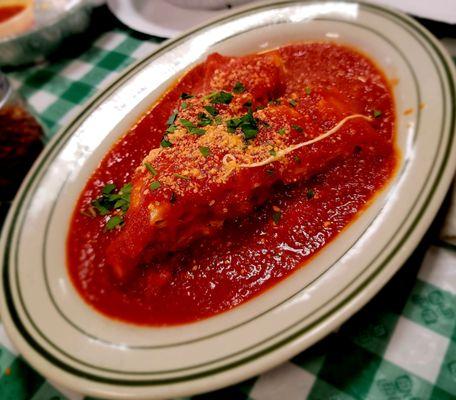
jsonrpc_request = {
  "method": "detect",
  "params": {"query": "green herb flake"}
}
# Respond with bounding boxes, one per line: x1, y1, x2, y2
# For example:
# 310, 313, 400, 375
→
373, 109, 382, 118
243, 126, 258, 139
119, 183, 132, 195
214, 116, 223, 125
305, 86, 311, 95
160, 139, 173, 148
199, 146, 211, 157
92, 182, 132, 217
102, 183, 116, 195
269, 99, 281, 105
105, 215, 123, 231
144, 162, 157, 177
209, 91, 233, 104
166, 109, 178, 126
226, 109, 258, 139
197, 112, 212, 127
174, 173, 190, 181
150, 181, 161, 191
226, 117, 241, 133
277, 128, 286, 136
292, 124, 303, 132
265, 169, 275, 175
204, 105, 218, 116
272, 211, 282, 225
180, 118, 206, 135
92, 199, 110, 216
289, 99, 297, 107
166, 124, 177, 133
181, 101, 188, 110
233, 82, 246, 94
294, 155, 301, 163
269, 149, 277, 157
243, 100, 252, 108
307, 189, 315, 199
113, 199, 129, 212
180, 92, 193, 99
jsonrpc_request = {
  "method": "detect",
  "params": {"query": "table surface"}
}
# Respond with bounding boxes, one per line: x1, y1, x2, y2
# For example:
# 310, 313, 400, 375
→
1, 6, 456, 400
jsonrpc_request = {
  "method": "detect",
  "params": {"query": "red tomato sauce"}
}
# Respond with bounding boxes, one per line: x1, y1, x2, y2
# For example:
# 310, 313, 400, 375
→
67, 43, 397, 325
0, 5, 24, 23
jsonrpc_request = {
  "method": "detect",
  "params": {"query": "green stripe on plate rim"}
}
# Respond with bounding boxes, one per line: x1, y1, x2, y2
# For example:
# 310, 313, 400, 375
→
39, 16, 421, 352
2, 0, 455, 386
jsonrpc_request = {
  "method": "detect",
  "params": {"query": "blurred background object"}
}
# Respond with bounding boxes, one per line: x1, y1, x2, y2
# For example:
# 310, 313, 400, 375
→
0, 0, 93, 67
166, 0, 252, 10
0, 71, 43, 223
107, 0, 456, 38
0, 0, 34, 38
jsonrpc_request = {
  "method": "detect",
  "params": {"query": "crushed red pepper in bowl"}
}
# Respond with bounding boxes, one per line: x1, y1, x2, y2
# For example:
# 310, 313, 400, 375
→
0, 72, 43, 222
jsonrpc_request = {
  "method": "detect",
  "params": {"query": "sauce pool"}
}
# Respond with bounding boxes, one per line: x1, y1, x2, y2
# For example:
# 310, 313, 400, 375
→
67, 43, 397, 325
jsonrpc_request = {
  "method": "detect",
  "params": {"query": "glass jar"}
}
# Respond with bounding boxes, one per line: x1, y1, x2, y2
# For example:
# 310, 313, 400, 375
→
0, 71, 44, 223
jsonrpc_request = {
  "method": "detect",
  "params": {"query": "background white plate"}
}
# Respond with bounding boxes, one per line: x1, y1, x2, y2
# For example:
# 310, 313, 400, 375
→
106, 0, 456, 38
1, 1, 455, 399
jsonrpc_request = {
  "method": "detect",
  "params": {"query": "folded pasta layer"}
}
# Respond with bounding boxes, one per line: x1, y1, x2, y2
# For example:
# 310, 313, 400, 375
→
106, 52, 389, 280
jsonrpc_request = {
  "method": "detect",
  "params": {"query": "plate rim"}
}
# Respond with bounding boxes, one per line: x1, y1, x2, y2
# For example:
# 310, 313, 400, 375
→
1, 0, 455, 398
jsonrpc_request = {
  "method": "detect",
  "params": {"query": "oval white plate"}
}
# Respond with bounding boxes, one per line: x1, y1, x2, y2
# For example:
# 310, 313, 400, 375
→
1, 1, 455, 399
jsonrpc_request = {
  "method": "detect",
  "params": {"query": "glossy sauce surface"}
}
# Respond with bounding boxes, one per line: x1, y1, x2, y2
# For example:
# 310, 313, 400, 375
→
67, 43, 397, 325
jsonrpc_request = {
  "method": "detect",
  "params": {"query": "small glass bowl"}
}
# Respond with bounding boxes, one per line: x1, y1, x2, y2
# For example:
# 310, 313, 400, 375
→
0, 0, 92, 67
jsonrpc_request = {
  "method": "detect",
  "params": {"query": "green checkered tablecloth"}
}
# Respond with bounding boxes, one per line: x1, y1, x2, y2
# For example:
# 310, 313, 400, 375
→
1, 9, 456, 400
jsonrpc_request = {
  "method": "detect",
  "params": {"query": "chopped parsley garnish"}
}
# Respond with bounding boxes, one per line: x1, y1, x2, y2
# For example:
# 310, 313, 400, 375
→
92, 183, 132, 230
105, 215, 123, 231
265, 169, 275, 175
373, 109, 382, 118
102, 183, 116, 195
243, 100, 252, 107
144, 162, 157, 176
208, 91, 233, 104
307, 189, 315, 199
160, 139, 173, 148
277, 128, 286, 135
294, 155, 301, 163
180, 118, 206, 135
199, 146, 211, 157
180, 92, 193, 99
305, 86, 311, 95
197, 112, 212, 127
292, 124, 303, 132
233, 82, 246, 94
181, 101, 188, 110
269, 98, 281, 105
92, 199, 110, 216
214, 116, 223, 125
150, 181, 161, 191
166, 109, 178, 125
166, 124, 177, 133
226, 109, 258, 139
289, 99, 297, 107
204, 105, 218, 116
272, 211, 282, 225
174, 173, 190, 180
269, 149, 277, 156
